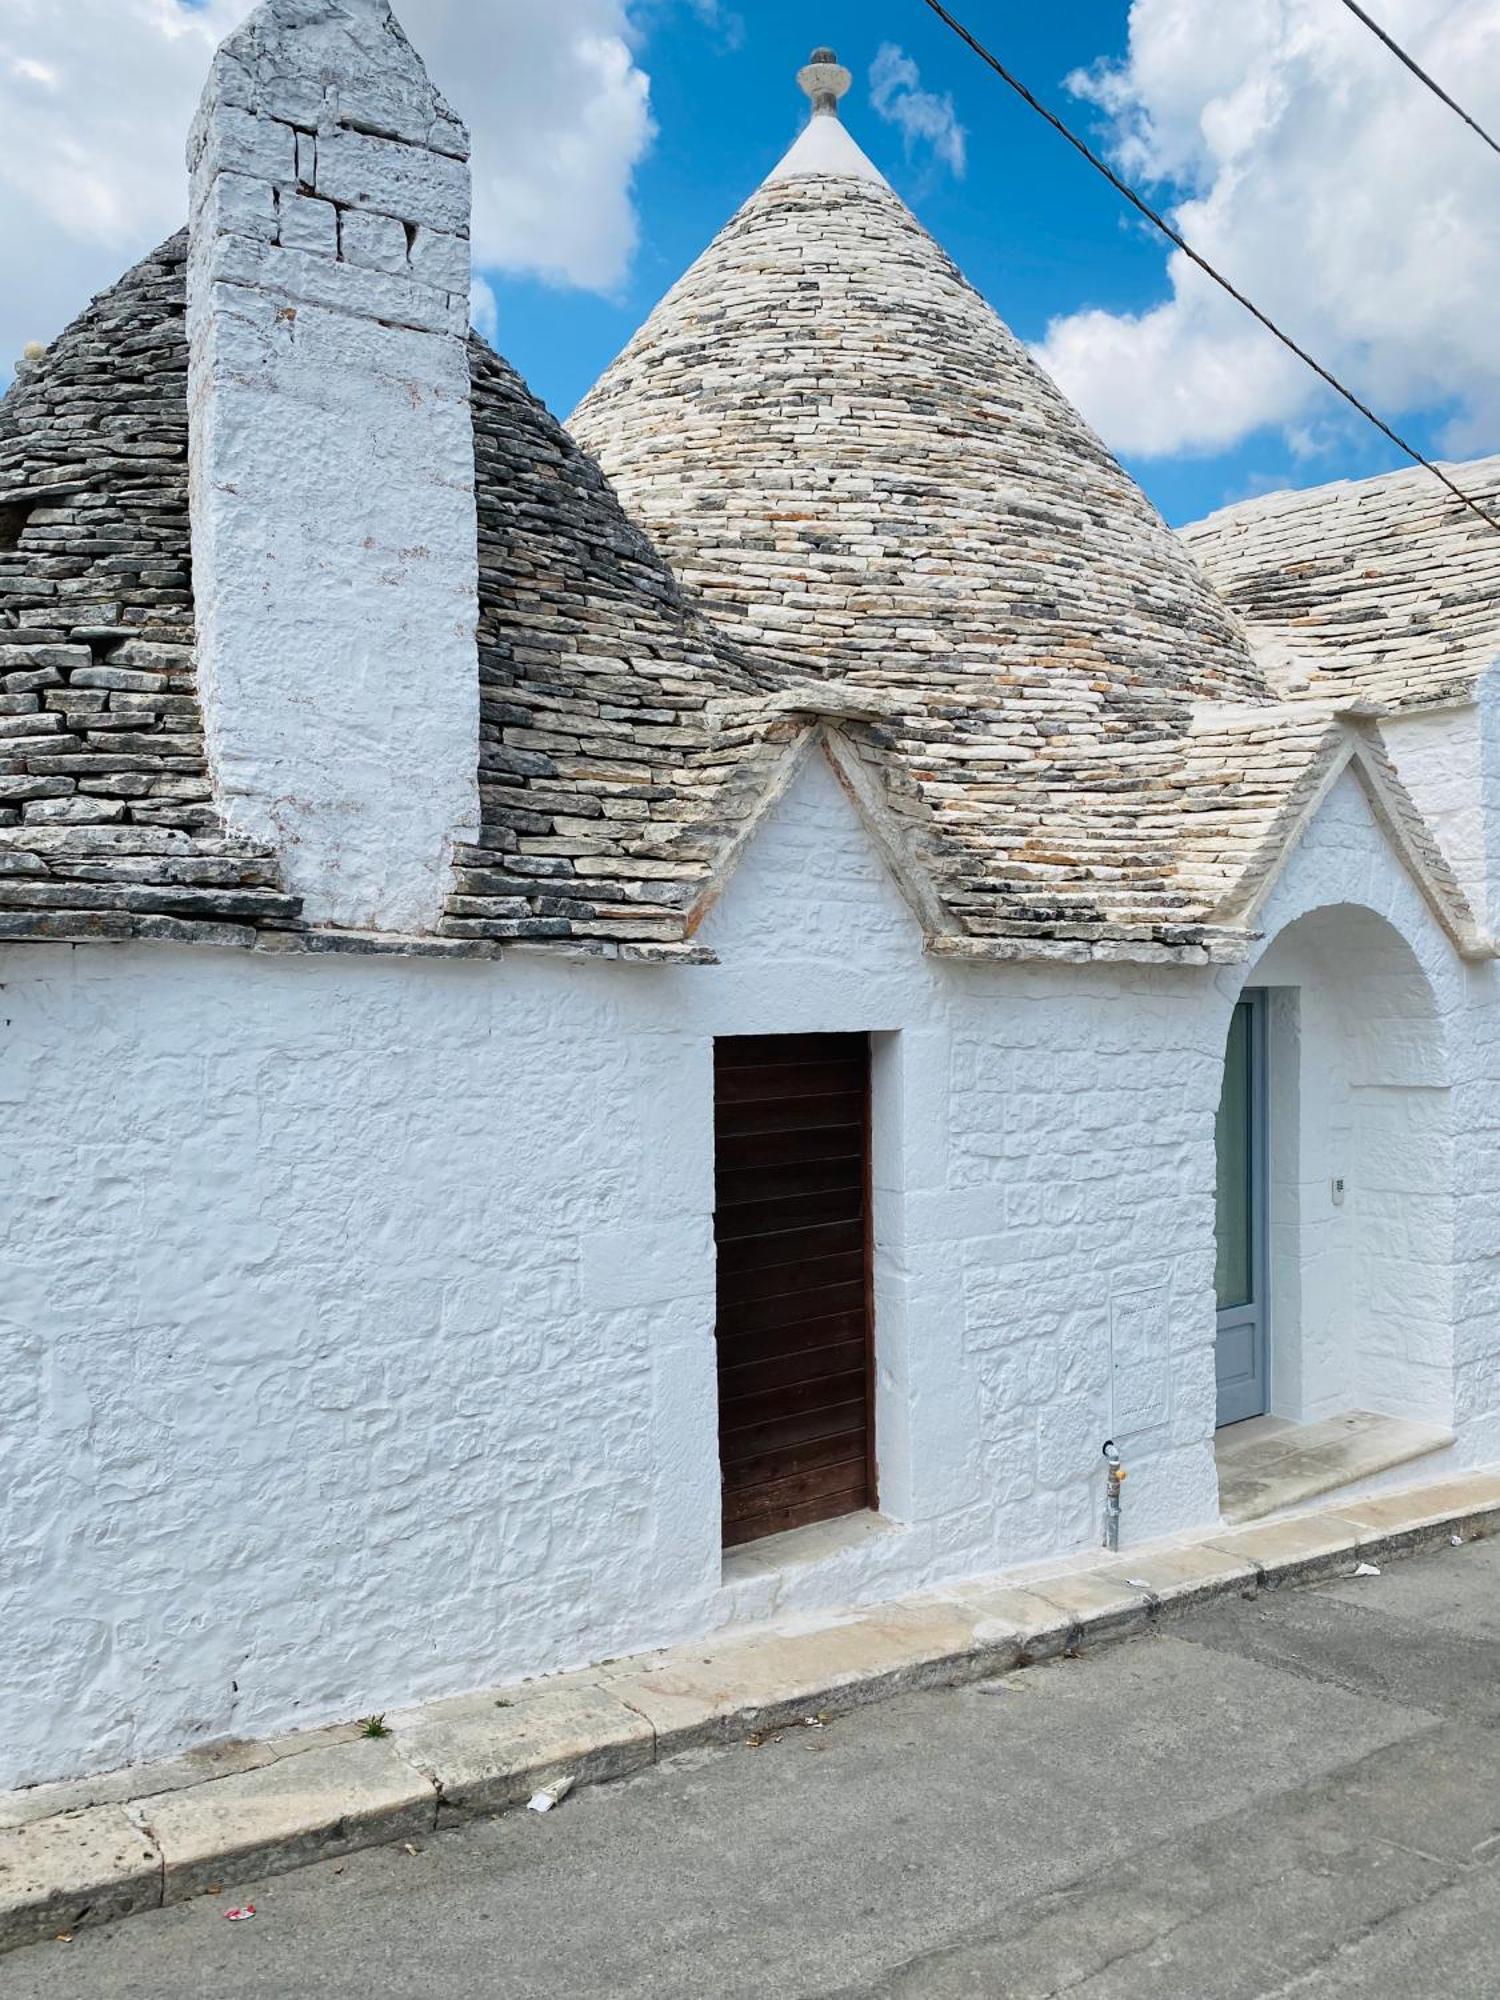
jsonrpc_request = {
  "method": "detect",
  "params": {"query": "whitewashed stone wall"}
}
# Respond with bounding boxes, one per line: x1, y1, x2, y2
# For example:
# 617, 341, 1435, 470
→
1235, 768, 1500, 1460
187, 0, 480, 933
1383, 699, 1489, 937
5, 750, 1500, 1788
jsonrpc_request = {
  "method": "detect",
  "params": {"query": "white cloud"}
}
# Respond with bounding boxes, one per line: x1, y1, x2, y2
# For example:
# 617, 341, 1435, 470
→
0, 0, 656, 370
869, 43, 967, 177
1032, 0, 1500, 459
469, 272, 499, 345
683, 0, 744, 53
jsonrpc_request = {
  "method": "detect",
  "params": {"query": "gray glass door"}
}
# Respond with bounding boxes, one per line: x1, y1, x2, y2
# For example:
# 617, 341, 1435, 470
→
1215, 990, 1268, 1426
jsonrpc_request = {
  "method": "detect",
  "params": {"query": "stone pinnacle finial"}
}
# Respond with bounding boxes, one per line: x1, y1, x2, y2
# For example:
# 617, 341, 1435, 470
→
797, 47, 852, 118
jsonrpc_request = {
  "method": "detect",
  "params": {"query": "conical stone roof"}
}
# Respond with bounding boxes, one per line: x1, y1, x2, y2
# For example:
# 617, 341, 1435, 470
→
0, 234, 763, 955
570, 86, 1266, 735
562, 80, 1486, 961
0, 87, 1471, 964
0, 237, 302, 944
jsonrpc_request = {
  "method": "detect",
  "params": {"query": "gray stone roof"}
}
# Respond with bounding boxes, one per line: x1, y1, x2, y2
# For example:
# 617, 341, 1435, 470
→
565, 128, 1480, 960
570, 159, 1264, 713
0, 181, 1484, 964
0, 235, 302, 946
446, 343, 769, 958
1181, 456, 1500, 709
0, 238, 773, 959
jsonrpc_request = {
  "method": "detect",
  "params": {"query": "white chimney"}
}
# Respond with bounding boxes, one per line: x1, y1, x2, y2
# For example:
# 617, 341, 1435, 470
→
186, 0, 480, 934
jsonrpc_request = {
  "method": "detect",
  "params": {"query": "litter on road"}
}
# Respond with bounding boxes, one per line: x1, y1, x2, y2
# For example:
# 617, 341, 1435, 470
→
527, 1779, 574, 1813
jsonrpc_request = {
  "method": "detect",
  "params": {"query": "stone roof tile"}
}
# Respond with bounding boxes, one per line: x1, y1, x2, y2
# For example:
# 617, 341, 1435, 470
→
0, 176, 1483, 964
1180, 456, 1500, 708
569, 154, 1265, 714
0, 234, 301, 946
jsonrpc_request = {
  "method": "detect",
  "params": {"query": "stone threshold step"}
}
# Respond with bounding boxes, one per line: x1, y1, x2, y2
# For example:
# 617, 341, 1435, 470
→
4, 1465, 1499, 1958
1215, 1409, 1454, 1524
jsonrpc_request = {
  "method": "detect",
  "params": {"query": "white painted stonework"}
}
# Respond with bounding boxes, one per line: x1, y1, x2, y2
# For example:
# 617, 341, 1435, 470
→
186, 0, 479, 933
766, 110, 891, 188
10, 749, 1500, 1790
1381, 667, 1500, 939
9, 0, 1500, 1809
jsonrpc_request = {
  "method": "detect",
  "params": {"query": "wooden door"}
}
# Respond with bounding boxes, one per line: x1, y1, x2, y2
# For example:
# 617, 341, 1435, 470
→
713, 1032, 875, 1548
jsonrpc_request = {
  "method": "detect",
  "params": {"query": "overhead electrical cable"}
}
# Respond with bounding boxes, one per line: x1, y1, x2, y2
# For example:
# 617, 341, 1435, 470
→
916, 0, 1500, 535
1335, 0, 1500, 160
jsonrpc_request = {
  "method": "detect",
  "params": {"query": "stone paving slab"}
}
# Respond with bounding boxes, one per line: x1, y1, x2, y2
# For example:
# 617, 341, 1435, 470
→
608, 1595, 993, 1752
394, 1684, 654, 1814
3, 1464, 1499, 1956
0, 1806, 161, 1952
943, 1583, 1074, 1663
1340, 1475, 1500, 1552
136, 1739, 436, 1906
1216, 1409, 1454, 1522
1023, 1567, 1155, 1642
0, 1722, 366, 1834
1205, 1510, 1371, 1586
1092, 1540, 1261, 1613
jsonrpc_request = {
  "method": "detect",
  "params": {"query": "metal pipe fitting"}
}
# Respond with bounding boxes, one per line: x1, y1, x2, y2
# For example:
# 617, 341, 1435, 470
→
1102, 1439, 1126, 1551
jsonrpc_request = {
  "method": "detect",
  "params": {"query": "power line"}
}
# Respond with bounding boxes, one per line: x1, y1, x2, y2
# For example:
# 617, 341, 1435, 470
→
1335, 0, 1500, 160
917, 0, 1500, 536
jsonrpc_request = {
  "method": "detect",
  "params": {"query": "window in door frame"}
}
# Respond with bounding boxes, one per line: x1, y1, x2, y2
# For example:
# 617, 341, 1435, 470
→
1215, 986, 1270, 1428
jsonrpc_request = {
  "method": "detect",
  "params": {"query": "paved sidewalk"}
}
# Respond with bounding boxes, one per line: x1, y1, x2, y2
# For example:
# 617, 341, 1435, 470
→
9, 1534, 1500, 1998
6, 1466, 1496, 1959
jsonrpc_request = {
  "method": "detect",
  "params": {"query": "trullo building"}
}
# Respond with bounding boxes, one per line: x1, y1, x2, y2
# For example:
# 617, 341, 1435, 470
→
5, 0, 1500, 1791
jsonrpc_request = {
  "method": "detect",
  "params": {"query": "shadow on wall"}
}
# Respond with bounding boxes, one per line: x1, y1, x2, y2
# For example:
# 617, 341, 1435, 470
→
1251, 902, 1454, 1429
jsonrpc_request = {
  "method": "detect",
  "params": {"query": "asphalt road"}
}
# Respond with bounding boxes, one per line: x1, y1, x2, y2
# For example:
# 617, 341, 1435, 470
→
11, 1537, 1500, 1999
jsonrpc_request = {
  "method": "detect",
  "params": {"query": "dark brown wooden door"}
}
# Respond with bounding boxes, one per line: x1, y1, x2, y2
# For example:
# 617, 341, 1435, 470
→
713, 1033, 875, 1548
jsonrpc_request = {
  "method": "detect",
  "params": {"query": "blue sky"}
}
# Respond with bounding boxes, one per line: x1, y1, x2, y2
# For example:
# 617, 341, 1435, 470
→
485, 1, 1455, 527
5, 2, 1496, 530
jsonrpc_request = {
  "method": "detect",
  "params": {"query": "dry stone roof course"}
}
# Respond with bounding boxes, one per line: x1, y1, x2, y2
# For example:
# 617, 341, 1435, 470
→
449, 340, 775, 955
563, 123, 1466, 957
1180, 456, 1500, 709
0, 124, 1481, 963
0, 241, 771, 958
569, 162, 1267, 716
0, 235, 302, 946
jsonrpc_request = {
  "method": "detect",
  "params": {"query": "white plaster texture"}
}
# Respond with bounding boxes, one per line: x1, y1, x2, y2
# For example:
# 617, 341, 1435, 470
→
1382, 704, 1485, 932
1234, 767, 1500, 1467
764, 111, 890, 188
186, 0, 479, 934
5, 751, 1500, 1791
1381, 668, 1500, 941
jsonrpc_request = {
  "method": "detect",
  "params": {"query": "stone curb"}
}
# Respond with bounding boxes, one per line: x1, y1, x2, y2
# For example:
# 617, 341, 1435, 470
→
4, 1469, 1498, 1958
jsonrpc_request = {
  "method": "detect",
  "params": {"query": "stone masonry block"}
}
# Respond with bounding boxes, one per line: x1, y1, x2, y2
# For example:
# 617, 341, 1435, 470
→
192, 105, 296, 192
408, 224, 470, 296
340, 207, 410, 276
206, 234, 461, 338
200, 171, 278, 244
314, 126, 469, 233
278, 192, 338, 257
581, 1221, 714, 1310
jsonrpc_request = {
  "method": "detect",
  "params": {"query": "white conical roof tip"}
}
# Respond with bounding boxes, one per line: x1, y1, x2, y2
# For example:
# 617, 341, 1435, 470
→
797, 48, 852, 117
767, 46, 889, 187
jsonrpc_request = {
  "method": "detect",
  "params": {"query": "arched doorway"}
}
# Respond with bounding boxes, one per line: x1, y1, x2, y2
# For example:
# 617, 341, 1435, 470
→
1214, 903, 1455, 1434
